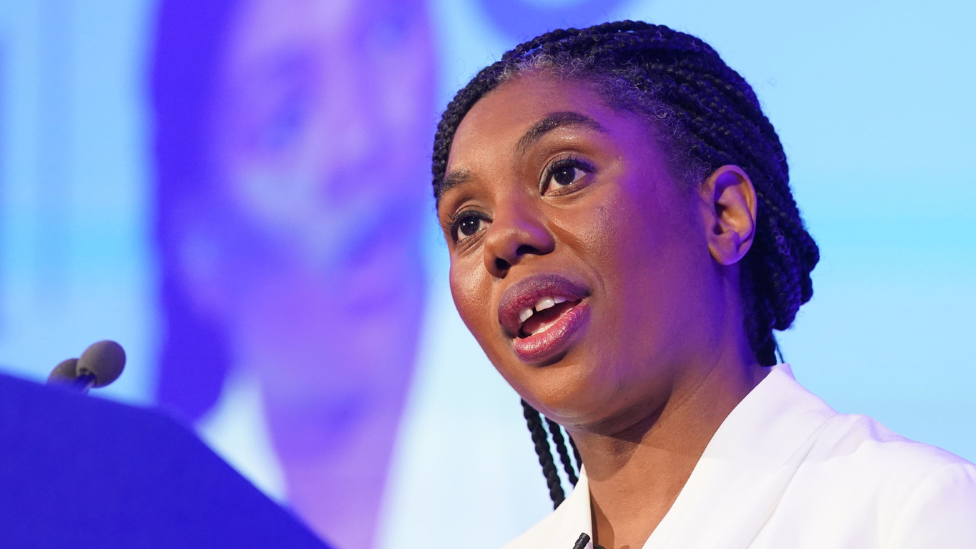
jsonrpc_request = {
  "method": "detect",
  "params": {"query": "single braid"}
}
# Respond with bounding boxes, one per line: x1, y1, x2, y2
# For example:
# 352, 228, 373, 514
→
436, 21, 820, 505
522, 399, 565, 508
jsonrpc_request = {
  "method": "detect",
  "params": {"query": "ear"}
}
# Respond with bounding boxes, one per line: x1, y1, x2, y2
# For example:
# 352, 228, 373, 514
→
698, 165, 757, 266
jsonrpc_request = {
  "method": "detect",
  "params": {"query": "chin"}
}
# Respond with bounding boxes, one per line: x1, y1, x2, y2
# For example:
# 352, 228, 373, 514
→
511, 351, 615, 426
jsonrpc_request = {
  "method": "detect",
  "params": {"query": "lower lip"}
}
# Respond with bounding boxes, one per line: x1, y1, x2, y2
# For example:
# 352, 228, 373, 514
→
512, 300, 590, 363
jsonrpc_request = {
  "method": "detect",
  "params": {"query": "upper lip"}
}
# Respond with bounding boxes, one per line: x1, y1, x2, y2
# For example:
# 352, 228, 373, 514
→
497, 273, 590, 338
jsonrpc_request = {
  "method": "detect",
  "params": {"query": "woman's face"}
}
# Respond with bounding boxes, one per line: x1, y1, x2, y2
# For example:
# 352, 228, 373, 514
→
200, 0, 433, 309
439, 72, 728, 431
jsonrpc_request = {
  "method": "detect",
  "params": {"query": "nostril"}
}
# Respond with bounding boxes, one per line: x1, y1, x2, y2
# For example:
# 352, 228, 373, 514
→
495, 257, 510, 273
515, 244, 537, 257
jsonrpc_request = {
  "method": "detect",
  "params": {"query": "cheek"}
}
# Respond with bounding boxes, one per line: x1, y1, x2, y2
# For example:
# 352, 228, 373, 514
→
449, 254, 530, 389
574, 174, 709, 367
448, 255, 494, 339
555, 182, 666, 297
616, 187, 711, 353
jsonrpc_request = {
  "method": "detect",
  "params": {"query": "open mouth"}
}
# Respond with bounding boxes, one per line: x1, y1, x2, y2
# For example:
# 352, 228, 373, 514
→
498, 273, 592, 363
518, 296, 583, 338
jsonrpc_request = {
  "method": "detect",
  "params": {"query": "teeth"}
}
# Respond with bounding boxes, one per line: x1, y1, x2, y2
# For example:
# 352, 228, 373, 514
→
529, 319, 559, 337
534, 297, 556, 312
517, 296, 574, 331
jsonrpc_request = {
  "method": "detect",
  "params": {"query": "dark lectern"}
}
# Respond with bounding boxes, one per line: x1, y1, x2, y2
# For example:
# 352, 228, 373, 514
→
0, 372, 331, 548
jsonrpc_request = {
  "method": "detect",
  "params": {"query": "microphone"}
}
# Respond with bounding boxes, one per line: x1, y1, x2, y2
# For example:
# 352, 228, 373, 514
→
47, 340, 126, 393
572, 533, 590, 549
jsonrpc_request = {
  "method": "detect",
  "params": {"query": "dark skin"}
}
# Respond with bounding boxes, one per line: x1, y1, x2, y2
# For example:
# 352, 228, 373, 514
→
438, 71, 768, 549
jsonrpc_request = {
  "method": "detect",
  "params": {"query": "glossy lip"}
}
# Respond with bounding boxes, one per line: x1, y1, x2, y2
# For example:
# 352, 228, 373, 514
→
497, 273, 592, 363
512, 299, 590, 363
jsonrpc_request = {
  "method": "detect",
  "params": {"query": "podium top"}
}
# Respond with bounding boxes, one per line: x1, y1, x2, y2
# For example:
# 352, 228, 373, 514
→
0, 372, 331, 549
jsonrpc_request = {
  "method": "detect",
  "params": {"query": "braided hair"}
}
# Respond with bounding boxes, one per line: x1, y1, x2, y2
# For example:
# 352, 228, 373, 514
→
432, 21, 819, 508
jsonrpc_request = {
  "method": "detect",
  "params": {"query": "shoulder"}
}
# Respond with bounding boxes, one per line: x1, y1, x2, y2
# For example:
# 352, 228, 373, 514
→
766, 366, 973, 496
886, 459, 976, 548
792, 412, 976, 546
810, 411, 973, 481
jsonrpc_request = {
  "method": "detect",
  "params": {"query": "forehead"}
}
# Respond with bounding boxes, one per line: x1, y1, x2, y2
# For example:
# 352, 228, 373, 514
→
448, 72, 619, 167
225, 0, 426, 75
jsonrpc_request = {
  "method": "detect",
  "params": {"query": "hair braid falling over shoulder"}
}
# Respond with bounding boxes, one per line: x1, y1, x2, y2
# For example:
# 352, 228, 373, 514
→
436, 21, 819, 507
522, 399, 565, 508
546, 417, 579, 486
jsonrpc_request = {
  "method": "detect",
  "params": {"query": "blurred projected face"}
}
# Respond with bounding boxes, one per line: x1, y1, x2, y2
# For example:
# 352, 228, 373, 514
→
200, 0, 433, 314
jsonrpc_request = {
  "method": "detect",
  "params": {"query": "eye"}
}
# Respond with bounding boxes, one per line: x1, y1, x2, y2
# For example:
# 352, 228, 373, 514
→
542, 157, 593, 194
451, 211, 490, 243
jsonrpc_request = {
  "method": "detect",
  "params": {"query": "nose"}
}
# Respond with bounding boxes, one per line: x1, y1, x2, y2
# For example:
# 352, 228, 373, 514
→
483, 199, 555, 278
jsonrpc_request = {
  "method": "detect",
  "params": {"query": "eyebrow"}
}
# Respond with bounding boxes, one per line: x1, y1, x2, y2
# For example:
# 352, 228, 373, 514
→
438, 168, 473, 201
516, 111, 607, 153
437, 111, 606, 201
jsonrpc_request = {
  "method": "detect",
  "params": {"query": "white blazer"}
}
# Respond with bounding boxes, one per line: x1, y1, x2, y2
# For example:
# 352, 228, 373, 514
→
503, 364, 976, 549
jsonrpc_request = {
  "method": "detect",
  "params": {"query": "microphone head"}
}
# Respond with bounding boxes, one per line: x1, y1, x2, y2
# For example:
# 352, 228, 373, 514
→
47, 358, 80, 384
76, 340, 126, 388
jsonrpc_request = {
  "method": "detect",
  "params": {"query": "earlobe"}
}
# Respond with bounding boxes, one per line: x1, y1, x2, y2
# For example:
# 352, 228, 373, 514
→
700, 165, 757, 266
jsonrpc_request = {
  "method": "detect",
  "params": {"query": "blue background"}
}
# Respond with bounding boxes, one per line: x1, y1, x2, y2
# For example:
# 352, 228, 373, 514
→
0, 1, 973, 547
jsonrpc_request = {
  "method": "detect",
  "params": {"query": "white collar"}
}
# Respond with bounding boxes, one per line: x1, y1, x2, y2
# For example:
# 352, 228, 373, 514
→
517, 364, 838, 549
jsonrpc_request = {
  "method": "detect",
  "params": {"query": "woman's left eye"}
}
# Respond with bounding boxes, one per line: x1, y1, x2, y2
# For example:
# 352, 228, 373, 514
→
542, 158, 592, 194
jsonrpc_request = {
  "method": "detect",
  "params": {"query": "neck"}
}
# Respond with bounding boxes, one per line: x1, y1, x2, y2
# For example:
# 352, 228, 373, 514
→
573, 341, 767, 549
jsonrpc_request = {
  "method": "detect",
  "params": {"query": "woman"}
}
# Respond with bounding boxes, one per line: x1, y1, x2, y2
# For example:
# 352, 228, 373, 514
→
151, 0, 434, 546
432, 21, 976, 548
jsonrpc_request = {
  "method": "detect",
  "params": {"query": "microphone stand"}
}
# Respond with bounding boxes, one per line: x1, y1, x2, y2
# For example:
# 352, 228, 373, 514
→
71, 371, 97, 394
